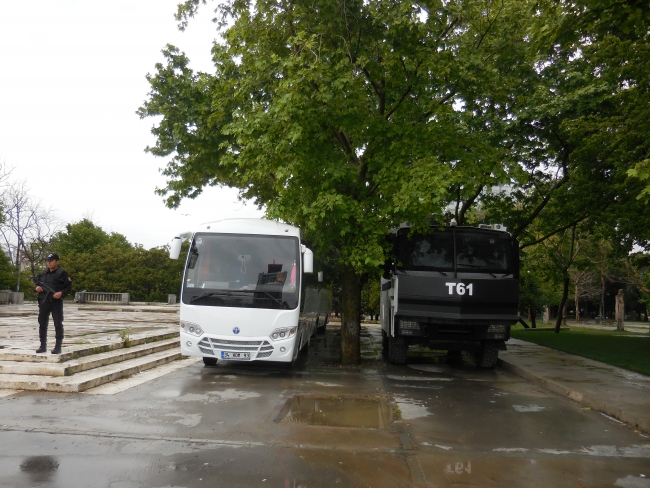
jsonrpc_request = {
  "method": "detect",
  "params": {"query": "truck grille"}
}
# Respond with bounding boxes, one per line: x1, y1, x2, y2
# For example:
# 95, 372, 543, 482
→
198, 338, 274, 358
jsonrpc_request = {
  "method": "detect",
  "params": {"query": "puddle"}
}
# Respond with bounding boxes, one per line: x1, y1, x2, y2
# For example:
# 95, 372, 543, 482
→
283, 395, 392, 429
512, 404, 546, 412
20, 456, 59, 482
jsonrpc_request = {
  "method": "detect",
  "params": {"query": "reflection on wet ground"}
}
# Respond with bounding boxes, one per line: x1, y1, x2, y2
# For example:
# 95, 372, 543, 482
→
283, 394, 392, 429
1, 323, 649, 487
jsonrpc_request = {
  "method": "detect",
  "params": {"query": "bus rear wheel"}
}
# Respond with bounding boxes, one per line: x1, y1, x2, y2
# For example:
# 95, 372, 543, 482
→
203, 357, 218, 366
381, 330, 388, 350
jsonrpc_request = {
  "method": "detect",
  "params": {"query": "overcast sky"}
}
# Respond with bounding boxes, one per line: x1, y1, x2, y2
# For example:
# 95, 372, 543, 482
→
0, 0, 263, 250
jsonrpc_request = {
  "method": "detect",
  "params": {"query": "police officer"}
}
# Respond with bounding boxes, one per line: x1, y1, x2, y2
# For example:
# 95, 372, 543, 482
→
34, 253, 72, 354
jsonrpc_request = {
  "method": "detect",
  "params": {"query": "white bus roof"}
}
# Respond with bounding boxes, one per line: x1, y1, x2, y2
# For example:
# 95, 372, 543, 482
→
195, 218, 301, 238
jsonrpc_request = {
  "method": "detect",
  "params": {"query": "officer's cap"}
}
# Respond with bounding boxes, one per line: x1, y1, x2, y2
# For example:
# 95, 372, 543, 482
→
46, 253, 60, 261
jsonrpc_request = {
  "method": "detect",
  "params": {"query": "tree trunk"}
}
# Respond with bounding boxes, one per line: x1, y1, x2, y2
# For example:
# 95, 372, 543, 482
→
615, 289, 625, 331
530, 308, 537, 328
575, 284, 580, 322
555, 272, 570, 333
340, 268, 361, 365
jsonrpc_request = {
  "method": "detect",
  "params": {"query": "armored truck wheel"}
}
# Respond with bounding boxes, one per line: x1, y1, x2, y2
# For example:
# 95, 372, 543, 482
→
474, 343, 499, 368
203, 357, 218, 366
446, 350, 463, 365
388, 336, 408, 365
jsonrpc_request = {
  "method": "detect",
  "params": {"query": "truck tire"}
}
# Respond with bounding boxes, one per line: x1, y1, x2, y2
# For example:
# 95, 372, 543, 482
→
388, 336, 407, 365
474, 343, 499, 368
203, 357, 217, 366
446, 350, 463, 365
381, 330, 388, 350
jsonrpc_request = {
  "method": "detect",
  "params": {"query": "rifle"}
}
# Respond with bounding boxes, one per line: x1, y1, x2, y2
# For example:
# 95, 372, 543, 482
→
31, 276, 57, 302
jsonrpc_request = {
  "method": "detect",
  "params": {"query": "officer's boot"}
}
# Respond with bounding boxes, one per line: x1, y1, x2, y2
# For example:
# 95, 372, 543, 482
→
36, 328, 47, 353
51, 340, 62, 355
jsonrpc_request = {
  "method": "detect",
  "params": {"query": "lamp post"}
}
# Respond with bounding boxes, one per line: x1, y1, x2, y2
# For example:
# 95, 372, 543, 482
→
15, 237, 22, 292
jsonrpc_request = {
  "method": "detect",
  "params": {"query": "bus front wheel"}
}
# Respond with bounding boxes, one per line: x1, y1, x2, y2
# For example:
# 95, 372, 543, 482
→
203, 357, 218, 367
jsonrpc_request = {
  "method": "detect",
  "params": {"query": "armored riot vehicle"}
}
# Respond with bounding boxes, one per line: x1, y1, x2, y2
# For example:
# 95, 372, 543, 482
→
380, 223, 519, 367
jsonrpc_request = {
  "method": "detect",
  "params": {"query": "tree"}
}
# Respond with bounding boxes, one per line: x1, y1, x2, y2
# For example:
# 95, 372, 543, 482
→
50, 219, 132, 257
48, 220, 185, 302
141, 0, 540, 363
0, 180, 60, 290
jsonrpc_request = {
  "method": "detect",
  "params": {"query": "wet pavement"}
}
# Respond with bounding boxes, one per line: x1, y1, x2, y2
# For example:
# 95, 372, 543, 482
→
500, 338, 650, 433
0, 323, 649, 487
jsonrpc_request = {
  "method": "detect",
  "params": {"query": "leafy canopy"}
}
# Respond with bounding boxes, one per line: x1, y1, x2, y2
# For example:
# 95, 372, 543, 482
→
140, 0, 537, 273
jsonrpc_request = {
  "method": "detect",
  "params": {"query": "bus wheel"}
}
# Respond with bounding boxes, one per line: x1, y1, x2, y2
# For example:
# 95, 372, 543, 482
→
388, 336, 407, 365
203, 357, 218, 367
474, 343, 499, 368
381, 330, 388, 350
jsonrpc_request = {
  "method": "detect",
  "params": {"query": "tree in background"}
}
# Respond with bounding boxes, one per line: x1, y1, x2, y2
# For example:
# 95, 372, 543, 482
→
49, 219, 132, 257
361, 276, 381, 321
0, 179, 60, 290
47, 220, 185, 302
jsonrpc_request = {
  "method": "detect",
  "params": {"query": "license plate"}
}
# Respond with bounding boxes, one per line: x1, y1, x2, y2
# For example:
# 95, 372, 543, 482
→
221, 351, 250, 360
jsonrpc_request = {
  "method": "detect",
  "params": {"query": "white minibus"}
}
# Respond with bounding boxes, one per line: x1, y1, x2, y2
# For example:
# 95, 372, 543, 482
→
169, 219, 315, 366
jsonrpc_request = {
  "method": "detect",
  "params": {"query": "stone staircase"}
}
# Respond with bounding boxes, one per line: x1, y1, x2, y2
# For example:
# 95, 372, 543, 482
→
0, 331, 181, 392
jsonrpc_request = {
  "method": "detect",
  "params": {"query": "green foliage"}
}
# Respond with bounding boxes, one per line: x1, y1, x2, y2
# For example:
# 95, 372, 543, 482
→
140, 0, 539, 276
118, 327, 133, 348
50, 219, 132, 256
44, 220, 187, 302
511, 327, 650, 376
0, 251, 15, 290
361, 276, 381, 318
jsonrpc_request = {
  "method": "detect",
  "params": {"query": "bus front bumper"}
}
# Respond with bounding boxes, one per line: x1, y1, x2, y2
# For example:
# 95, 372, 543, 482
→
181, 331, 296, 362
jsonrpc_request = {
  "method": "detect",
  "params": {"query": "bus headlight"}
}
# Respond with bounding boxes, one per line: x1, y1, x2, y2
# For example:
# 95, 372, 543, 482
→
269, 327, 297, 342
181, 321, 203, 337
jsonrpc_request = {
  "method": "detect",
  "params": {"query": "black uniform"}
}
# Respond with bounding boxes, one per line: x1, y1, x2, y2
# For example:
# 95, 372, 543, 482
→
35, 266, 72, 346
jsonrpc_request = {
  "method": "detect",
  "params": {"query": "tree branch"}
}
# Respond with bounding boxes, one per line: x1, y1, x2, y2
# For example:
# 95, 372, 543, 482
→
519, 215, 587, 249
511, 149, 570, 239
458, 185, 483, 225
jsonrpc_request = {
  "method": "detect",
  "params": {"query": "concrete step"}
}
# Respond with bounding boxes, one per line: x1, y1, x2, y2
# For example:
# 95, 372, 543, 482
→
0, 331, 179, 363
0, 348, 182, 392
0, 338, 180, 376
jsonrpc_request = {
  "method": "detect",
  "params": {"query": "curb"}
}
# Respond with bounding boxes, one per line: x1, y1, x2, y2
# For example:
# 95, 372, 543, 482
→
497, 358, 649, 434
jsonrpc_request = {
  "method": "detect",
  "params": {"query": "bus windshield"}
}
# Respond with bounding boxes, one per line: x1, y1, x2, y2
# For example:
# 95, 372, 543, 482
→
182, 233, 300, 309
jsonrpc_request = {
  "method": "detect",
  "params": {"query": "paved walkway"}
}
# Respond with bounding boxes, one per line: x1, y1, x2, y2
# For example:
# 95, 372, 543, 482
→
0, 303, 179, 353
500, 338, 650, 433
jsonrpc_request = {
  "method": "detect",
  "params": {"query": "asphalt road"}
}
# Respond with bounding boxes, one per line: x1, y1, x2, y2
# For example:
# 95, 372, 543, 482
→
0, 324, 648, 488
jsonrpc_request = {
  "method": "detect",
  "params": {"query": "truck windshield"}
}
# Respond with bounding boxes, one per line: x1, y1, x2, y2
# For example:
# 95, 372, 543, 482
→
455, 230, 511, 272
182, 233, 300, 309
396, 228, 514, 274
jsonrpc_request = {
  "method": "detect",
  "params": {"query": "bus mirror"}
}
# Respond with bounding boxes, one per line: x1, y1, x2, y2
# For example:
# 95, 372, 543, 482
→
303, 247, 314, 273
169, 237, 183, 259
318, 271, 323, 282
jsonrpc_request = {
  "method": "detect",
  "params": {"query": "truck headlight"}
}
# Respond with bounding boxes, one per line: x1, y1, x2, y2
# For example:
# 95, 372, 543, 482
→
400, 320, 420, 330
486, 324, 507, 339
181, 321, 203, 337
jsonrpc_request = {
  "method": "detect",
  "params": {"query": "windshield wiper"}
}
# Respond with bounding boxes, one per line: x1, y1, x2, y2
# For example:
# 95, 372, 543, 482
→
190, 292, 231, 303
228, 288, 285, 307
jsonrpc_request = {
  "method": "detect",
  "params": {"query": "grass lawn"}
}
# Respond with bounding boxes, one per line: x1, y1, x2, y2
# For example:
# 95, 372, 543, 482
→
511, 326, 650, 376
